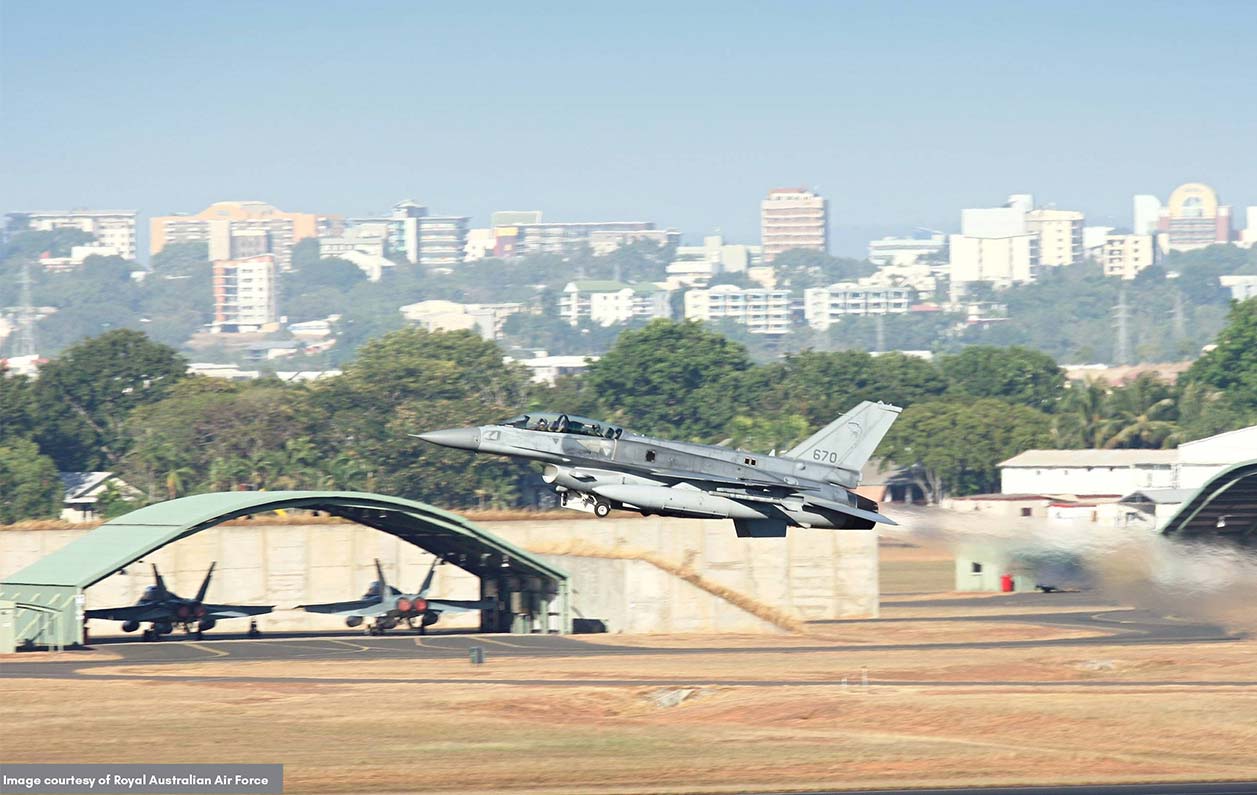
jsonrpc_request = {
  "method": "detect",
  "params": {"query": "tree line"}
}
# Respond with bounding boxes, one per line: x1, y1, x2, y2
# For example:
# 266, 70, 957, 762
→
3, 297, 1256, 523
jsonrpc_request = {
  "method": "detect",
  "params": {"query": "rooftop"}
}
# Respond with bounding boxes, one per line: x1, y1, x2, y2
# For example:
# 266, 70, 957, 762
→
1000, 450, 1179, 468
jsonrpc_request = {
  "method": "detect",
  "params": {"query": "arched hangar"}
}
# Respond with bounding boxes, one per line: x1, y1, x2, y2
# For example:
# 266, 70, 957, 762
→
1161, 460, 1257, 546
0, 491, 569, 649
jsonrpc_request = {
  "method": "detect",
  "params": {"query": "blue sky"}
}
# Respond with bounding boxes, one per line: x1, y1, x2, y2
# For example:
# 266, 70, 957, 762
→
2, 1, 1255, 254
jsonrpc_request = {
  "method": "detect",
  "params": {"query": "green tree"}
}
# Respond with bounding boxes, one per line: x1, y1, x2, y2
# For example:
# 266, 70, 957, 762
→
880, 399, 1053, 500
1101, 373, 1178, 449
770, 249, 875, 291
0, 438, 62, 523
33, 330, 188, 470
150, 241, 210, 277
939, 345, 1065, 412
311, 328, 530, 507
581, 320, 756, 439
1184, 297, 1257, 411
1054, 378, 1111, 448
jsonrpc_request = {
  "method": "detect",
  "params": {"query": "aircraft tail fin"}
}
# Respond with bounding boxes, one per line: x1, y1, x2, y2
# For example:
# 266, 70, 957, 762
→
151, 563, 169, 599
373, 558, 389, 603
194, 561, 216, 603
418, 556, 438, 597
784, 401, 902, 479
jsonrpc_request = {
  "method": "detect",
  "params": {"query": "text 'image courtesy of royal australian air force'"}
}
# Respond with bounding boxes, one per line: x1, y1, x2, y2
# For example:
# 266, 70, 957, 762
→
419, 400, 900, 538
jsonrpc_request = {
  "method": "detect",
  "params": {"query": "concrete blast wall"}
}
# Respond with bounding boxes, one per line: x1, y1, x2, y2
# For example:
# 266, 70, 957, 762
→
0, 515, 877, 635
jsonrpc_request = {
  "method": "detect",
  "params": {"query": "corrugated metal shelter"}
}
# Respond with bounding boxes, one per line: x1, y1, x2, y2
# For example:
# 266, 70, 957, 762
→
1160, 460, 1257, 546
0, 491, 568, 649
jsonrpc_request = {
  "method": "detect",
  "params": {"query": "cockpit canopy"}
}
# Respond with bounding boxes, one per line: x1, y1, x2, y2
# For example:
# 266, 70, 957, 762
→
140, 585, 163, 602
500, 413, 625, 440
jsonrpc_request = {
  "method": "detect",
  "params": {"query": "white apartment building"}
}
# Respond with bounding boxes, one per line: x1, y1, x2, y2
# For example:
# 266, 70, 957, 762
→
803, 282, 916, 330
559, 281, 671, 326
867, 232, 946, 267
1240, 207, 1257, 249
1133, 194, 1162, 236
7, 210, 138, 260
212, 254, 278, 333
666, 235, 763, 286
1219, 275, 1257, 301
684, 285, 791, 334
1100, 234, 1157, 279
1025, 209, 1084, 267
949, 198, 1040, 296
760, 188, 827, 262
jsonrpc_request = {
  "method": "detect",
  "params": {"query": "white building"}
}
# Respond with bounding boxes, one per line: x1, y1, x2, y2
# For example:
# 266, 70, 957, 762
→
666, 235, 763, 286
867, 232, 946, 267
1083, 226, 1115, 259
949, 197, 1040, 296
1100, 234, 1157, 280
1001, 425, 1257, 499
464, 228, 496, 260
510, 354, 598, 385
803, 282, 916, 330
760, 188, 827, 263
999, 450, 1179, 496
7, 210, 138, 260
1133, 194, 1162, 236
559, 281, 671, 326
862, 261, 939, 296
1025, 209, 1085, 267
1240, 207, 1257, 249
1220, 275, 1257, 301
399, 300, 524, 340
211, 254, 278, 333
684, 285, 791, 334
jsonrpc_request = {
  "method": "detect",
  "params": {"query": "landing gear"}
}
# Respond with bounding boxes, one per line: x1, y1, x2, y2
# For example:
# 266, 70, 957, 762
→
142, 628, 155, 642
193, 630, 203, 641
594, 500, 612, 518
247, 620, 261, 638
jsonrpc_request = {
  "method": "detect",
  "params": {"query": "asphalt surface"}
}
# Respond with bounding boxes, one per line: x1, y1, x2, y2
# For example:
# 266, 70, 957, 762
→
2, 593, 1245, 688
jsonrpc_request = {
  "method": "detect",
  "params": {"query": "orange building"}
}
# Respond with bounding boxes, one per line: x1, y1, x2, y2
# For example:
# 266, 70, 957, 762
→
150, 200, 341, 270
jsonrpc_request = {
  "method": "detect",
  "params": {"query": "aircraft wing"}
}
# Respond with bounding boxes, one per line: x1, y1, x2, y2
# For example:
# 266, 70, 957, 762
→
427, 598, 495, 614
805, 496, 898, 526
645, 467, 810, 490
202, 604, 275, 619
84, 605, 172, 622
296, 599, 387, 618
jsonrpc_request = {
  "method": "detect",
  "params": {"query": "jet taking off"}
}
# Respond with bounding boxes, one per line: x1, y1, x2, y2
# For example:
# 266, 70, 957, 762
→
299, 557, 495, 635
419, 400, 901, 537
86, 563, 273, 641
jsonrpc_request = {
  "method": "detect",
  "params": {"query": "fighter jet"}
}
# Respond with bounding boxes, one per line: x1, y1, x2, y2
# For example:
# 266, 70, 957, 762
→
418, 400, 901, 537
86, 563, 273, 641
298, 557, 494, 635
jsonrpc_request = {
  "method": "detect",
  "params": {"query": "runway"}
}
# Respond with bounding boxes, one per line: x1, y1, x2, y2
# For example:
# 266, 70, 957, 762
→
775, 784, 1257, 795
3, 593, 1244, 688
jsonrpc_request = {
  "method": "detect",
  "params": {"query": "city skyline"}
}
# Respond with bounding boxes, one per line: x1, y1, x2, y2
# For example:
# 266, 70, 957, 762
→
3, 1, 1256, 254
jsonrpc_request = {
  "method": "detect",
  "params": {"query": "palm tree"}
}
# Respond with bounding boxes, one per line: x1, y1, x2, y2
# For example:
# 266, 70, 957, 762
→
1102, 373, 1178, 449
1055, 379, 1112, 448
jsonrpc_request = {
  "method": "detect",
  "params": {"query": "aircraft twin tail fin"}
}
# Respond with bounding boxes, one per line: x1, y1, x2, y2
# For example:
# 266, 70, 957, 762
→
418, 556, 438, 597
784, 401, 903, 479
195, 562, 216, 603
150, 563, 169, 600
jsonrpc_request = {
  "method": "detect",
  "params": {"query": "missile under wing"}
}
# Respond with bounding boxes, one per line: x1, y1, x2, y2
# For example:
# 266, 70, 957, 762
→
418, 401, 902, 537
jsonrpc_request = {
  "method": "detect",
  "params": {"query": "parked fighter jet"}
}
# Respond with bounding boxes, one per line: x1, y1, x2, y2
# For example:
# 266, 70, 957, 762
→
86, 563, 273, 641
298, 557, 494, 635
418, 400, 901, 537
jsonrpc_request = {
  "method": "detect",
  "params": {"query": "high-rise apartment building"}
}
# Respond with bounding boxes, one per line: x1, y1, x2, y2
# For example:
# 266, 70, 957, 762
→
1025, 209, 1085, 267
1156, 183, 1232, 253
760, 188, 828, 262
684, 285, 792, 334
345, 201, 468, 266
1100, 234, 1157, 280
948, 196, 1040, 296
212, 254, 278, 333
151, 201, 338, 270
6, 210, 138, 260
1132, 195, 1162, 236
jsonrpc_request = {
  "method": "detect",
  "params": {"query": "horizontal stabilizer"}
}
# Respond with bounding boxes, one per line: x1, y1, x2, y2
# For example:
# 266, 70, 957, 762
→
807, 496, 898, 526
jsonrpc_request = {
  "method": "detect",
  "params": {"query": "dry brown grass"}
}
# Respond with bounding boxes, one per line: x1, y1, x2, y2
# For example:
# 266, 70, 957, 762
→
6, 651, 1257, 794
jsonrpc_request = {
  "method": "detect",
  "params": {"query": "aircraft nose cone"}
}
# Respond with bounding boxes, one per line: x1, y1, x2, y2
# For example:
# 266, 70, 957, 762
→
417, 427, 481, 451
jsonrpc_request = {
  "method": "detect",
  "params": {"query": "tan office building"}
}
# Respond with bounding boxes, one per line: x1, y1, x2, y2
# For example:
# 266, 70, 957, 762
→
150, 200, 339, 270
760, 188, 827, 262
1100, 234, 1156, 279
1025, 209, 1084, 266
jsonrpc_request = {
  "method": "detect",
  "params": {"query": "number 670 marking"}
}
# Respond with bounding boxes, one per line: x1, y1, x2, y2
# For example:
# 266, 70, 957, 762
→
812, 448, 840, 463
